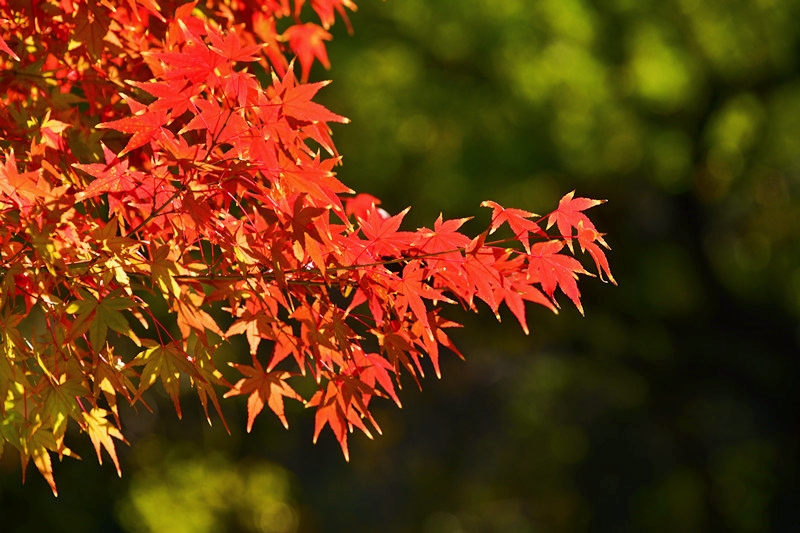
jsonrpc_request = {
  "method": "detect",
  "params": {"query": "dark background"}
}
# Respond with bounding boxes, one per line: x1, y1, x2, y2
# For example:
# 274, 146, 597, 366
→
2, 0, 799, 531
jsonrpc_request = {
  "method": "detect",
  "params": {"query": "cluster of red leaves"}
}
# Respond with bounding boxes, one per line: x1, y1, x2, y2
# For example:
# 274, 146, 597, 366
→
0, 0, 614, 495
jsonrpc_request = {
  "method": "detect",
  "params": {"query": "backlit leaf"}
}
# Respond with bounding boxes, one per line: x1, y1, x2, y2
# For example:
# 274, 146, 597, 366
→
224, 361, 302, 431
81, 408, 126, 477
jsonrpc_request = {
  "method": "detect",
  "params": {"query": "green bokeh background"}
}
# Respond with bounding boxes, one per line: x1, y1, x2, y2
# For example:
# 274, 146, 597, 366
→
2, 0, 799, 531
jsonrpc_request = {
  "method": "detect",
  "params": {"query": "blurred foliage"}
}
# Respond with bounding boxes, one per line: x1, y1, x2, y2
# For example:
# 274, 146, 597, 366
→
116, 440, 297, 533
2, 0, 799, 531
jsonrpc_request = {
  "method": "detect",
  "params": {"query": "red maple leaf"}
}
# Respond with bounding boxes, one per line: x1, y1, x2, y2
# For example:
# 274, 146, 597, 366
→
126, 78, 197, 116
73, 143, 144, 200
207, 25, 265, 63
462, 247, 507, 312
413, 214, 472, 255
357, 206, 415, 258
308, 0, 357, 31
272, 66, 349, 125
151, 19, 228, 85
576, 221, 616, 284
546, 190, 605, 252
96, 99, 169, 156
252, 11, 289, 76
127, 0, 166, 22
224, 361, 303, 431
411, 215, 473, 298
0, 150, 48, 207
352, 347, 401, 407
493, 273, 557, 335
308, 382, 349, 454
345, 193, 383, 220
180, 98, 250, 145
481, 200, 543, 252
391, 260, 453, 341
283, 23, 332, 82
527, 240, 591, 315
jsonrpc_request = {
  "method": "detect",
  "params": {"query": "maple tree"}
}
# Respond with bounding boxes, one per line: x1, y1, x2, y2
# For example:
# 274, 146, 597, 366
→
0, 0, 615, 495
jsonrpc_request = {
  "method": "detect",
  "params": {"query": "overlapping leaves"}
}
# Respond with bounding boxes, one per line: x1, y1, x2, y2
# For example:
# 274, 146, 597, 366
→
0, 0, 614, 495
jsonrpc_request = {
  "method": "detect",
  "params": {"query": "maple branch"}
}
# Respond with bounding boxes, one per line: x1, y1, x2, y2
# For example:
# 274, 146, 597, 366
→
123, 185, 187, 238
0, 0, 615, 492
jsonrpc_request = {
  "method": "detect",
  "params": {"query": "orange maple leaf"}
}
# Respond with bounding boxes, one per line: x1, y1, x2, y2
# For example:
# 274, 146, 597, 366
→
283, 23, 332, 82
224, 361, 303, 431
